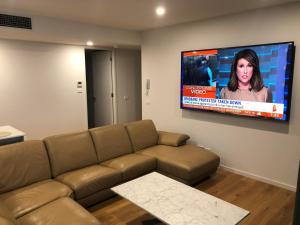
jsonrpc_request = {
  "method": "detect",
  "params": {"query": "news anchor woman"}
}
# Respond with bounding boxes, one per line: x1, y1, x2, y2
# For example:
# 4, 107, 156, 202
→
220, 49, 272, 102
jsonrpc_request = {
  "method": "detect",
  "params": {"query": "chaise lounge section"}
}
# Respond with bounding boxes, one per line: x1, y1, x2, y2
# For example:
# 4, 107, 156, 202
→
126, 120, 220, 185
0, 119, 220, 225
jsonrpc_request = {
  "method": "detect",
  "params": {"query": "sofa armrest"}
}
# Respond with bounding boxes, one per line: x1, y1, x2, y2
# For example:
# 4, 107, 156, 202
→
158, 131, 190, 147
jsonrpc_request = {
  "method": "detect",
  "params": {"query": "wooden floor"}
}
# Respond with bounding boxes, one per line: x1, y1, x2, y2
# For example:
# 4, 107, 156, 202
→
89, 169, 296, 225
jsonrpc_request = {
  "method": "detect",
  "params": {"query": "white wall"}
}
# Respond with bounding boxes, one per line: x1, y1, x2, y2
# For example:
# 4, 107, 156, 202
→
141, 3, 300, 190
0, 12, 141, 140
0, 39, 87, 139
0, 14, 141, 48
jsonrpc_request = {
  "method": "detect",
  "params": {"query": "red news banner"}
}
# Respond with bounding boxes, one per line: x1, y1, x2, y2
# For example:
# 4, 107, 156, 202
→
182, 85, 283, 119
183, 49, 218, 57
183, 85, 216, 99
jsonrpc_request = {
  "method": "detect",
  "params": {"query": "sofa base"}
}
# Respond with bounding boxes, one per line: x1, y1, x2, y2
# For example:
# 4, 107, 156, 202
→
157, 167, 218, 186
77, 189, 116, 208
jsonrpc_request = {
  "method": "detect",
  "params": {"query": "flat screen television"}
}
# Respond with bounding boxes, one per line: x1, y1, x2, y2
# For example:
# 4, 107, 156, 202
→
180, 41, 295, 121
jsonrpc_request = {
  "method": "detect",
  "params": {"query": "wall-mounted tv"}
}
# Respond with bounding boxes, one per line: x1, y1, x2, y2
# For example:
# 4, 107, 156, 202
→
180, 41, 295, 121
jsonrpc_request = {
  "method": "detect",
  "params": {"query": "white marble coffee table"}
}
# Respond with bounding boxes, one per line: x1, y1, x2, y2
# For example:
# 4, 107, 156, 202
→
112, 172, 249, 225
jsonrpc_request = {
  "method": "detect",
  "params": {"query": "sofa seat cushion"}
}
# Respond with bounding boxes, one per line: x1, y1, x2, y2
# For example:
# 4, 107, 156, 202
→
0, 180, 72, 219
139, 145, 220, 184
17, 197, 100, 225
56, 165, 122, 200
101, 154, 156, 181
0, 217, 15, 225
0, 201, 16, 224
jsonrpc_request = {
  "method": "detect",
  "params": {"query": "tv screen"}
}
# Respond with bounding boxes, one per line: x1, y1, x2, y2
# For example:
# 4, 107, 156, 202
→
180, 42, 295, 121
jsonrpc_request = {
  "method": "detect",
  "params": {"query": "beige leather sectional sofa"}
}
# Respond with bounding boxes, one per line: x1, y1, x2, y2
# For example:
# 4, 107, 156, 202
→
0, 120, 220, 225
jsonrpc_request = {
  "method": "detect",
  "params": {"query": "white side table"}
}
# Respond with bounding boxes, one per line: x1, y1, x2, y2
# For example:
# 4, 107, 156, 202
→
0, 126, 25, 146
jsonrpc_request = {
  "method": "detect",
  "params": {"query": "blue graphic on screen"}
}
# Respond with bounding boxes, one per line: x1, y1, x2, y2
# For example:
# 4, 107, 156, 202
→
216, 43, 293, 120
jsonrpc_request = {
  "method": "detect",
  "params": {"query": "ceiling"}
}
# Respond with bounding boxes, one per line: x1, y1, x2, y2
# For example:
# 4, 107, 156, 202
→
0, 0, 299, 31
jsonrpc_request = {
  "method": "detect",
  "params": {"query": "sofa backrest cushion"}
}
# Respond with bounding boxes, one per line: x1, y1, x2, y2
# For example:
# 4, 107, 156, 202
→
125, 120, 158, 152
90, 124, 133, 162
44, 131, 98, 177
0, 140, 51, 194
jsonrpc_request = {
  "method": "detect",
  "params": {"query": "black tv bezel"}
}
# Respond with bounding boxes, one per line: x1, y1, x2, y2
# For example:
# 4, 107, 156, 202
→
180, 41, 295, 122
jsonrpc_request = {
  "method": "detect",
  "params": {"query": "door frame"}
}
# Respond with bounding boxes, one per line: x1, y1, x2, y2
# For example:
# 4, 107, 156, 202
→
111, 49, 118, 124
85, 48, 117, 128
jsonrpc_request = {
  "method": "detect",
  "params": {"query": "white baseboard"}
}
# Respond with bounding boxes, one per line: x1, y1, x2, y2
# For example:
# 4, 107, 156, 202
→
220, 164, 296, 192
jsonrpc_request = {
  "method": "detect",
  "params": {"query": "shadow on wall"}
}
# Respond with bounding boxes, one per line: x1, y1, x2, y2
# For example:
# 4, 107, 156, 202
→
182, 109, 289, 134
